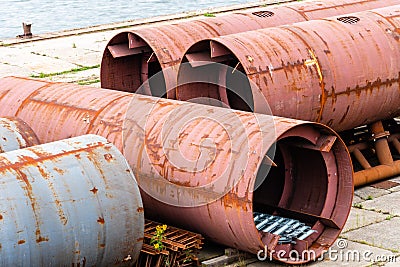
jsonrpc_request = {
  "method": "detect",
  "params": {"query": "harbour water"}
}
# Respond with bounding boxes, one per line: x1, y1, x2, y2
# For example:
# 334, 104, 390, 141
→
0, 0, 254, 39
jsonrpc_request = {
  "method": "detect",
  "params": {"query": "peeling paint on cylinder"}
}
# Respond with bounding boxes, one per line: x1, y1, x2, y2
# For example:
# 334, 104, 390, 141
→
0, 77, 353, 264
0, 134, 144, 266
100, 0, 400, 97
0, 117, 40, 152
177, 5, 400, 132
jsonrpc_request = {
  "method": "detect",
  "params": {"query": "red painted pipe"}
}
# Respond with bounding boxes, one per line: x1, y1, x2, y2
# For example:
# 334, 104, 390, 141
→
100, 0, 400, 98
0, 77, 353, 264
177, 5, 400, 132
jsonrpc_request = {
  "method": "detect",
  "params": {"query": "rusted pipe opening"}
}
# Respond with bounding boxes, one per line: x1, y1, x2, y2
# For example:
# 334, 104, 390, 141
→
177, 40, 254, 111
251, 125, 352, 263
254, 138, 328, 217
100, 32, 166, 96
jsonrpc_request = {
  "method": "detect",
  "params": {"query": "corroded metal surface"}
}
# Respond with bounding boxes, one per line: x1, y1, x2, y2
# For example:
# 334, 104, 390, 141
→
346, 121, 400, 187
0, 117, 40, 152
0, 77, 353, 263
177, 5, 400, 132
0, 134, 144, 266
100, 0, 400, 97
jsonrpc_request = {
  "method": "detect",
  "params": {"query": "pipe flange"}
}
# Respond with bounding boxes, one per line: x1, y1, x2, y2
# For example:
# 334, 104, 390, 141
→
371, 131, 390, 140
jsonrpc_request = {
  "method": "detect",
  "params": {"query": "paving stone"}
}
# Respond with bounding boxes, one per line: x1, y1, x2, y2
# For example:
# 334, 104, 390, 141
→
0, 46, 79, 76
0, 62, 33, 77
371, 180, 400, 190
388, 176, 400, 184
354, 186, 391, 200
352, 195, 364, 204
388, 185, 400, 193
382, 255, 400, 266
341, 217, 400, 253
44, 68, 100, 84
360, 191, 400, 215
343, 208, 387, 233
317, 240, 395, 267
387, 177, 400, 193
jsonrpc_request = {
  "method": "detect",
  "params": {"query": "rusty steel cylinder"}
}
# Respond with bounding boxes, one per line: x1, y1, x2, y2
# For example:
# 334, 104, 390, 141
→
100, 0, 400, 97
0, 117, 40, 152
0, 134, 144, 266
0, 77, 353, 264
176, 5, 400, 132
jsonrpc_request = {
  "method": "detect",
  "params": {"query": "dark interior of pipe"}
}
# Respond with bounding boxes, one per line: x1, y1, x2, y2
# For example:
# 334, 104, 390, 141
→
178, 41, 254, 111
103, 33, 166, 96
225, 64, 253, 112
253, 136, 331, 259
253, 137, 328, 218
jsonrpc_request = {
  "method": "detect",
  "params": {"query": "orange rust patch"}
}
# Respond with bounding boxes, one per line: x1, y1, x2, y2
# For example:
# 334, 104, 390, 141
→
53, 167, 65, 175
37, 165, 50, 179
17, 171, 31, 189
222, 191, 251, 212
75, 154, 81, 160
97, 217, 105, 224
90, 187, 98, 194
137, 207, 144, 213
99, 244, 106, 248
18, 240, 26, 245
104, 153, 113, 161
36, 236, 49, 243
0, 214, 3, 220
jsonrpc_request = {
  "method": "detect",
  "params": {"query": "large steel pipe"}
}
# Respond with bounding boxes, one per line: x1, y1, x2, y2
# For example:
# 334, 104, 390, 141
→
0, 117, 40, 152
0, 77, 353, 264
177, 5, 400, 132
100, 0, 400, 98
0, 134, 144, 266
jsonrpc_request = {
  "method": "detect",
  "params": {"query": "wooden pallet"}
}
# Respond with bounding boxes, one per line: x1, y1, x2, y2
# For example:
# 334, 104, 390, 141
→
135, 220, 204, 267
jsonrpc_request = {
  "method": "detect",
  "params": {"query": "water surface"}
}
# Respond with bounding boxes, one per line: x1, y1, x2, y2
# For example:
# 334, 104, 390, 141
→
0, 0, 254, 39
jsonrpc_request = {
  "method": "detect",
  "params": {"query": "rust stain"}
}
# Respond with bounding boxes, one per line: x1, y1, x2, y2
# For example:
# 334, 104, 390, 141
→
306, 48, 326, 122
99, 244, 106, 248
103, 153, 113, 161
75, 154, 81, 160
222, 191, 251, 212
97, 217, 105, 224
53, 167, 65, 175
36, 235, 49, 243
90, 187, 98, 194
327, 75, 400, 98
0, 214, 2, 220
137, 207, 144, 212
37, 165, 50, 179
18, 240, 26, 245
